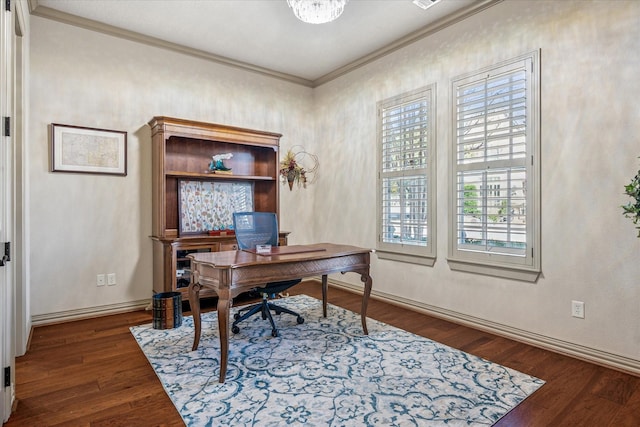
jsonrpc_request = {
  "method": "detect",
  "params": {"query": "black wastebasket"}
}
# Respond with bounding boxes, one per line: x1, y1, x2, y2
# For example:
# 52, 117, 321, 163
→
152, 292, 183, 329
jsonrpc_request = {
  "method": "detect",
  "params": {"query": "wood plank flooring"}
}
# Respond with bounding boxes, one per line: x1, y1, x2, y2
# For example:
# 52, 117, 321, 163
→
4, 281, 640, 426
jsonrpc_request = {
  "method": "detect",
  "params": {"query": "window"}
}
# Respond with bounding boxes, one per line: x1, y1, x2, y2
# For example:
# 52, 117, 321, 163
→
449, 52, 540, 281
377, 85, 436, 266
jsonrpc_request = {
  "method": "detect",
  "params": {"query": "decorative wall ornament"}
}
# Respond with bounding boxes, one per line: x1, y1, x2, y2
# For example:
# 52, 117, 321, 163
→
279, 146, 319, 190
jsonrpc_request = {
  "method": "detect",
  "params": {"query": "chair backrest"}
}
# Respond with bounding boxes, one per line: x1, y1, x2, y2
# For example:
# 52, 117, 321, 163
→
232, 212, 279, 250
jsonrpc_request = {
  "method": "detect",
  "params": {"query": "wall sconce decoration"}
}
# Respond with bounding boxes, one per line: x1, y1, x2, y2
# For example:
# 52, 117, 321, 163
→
279, 146, 319, 190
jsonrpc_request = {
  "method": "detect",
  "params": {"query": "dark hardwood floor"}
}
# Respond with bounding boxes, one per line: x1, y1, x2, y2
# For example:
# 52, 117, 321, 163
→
4, 281, 640, 426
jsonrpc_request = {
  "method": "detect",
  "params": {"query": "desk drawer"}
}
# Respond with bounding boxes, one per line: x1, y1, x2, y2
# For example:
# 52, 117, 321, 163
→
219, 242, 238, 251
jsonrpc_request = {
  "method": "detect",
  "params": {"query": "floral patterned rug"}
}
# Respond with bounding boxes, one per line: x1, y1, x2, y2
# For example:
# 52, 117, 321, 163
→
130, 294, 544, 426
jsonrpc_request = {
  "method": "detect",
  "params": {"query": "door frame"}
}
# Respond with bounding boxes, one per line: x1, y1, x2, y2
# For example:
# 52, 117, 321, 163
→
1, 0, 27, 421
0, 0, 13, 419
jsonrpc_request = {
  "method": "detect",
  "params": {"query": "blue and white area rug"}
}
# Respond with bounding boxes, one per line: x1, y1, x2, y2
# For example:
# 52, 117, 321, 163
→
131, 294, 544, 426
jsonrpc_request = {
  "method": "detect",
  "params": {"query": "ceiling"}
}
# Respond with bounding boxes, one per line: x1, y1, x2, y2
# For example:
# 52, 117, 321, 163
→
30, 0, 497, 87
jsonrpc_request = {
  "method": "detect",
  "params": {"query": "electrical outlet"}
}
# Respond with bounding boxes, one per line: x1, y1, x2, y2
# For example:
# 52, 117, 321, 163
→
571, 300, 585, 319
107, 273, 116, 286
96, 274, 105, 286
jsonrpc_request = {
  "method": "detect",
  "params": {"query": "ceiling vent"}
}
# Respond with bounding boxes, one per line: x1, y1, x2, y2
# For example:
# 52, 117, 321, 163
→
412, 0, 442, 10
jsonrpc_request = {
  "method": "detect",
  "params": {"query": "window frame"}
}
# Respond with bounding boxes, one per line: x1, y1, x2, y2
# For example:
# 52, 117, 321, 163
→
376, 85, 436, 266
448, 51, 541, 281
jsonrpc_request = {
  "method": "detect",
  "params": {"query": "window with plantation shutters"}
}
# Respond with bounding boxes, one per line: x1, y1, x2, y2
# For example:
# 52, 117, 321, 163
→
377, 85, 436, 266
449, 52, 541, 281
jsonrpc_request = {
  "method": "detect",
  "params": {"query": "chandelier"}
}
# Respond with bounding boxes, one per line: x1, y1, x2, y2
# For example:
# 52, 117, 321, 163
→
287, 0, 348, 24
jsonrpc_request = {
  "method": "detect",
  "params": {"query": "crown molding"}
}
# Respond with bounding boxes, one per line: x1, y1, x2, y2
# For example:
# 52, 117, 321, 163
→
28, 0, 501, 88
28, 0, 315, 87
314, 0, 502, 86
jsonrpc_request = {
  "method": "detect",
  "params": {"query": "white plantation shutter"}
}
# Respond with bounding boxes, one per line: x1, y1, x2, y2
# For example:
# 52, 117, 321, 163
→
377, 86, 435, 265
449, 52, 541, 281
456, 69, 527, 166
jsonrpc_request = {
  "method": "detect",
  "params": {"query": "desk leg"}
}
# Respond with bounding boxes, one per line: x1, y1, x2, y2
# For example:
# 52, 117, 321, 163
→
360, 273, 372, 335
217, 293, 231, 383
189, 282, 202, 351
321, 274, 328, 317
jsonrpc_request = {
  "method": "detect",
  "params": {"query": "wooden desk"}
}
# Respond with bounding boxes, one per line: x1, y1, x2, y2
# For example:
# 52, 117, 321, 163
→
187, 243, 373, 383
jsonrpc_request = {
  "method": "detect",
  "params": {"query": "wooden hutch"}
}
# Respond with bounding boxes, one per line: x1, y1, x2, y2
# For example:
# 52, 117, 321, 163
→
149, 116, 286, 297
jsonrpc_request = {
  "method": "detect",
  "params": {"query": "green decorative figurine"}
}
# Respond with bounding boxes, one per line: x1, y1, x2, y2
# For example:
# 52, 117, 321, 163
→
209, 153, 233, 173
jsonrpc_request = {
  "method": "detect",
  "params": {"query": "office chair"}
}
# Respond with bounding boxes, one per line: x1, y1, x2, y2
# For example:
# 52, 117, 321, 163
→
231, 212, 304, 337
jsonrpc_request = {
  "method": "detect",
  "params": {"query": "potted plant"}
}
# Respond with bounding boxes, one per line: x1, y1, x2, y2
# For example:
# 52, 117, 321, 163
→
622, 158, 640, 237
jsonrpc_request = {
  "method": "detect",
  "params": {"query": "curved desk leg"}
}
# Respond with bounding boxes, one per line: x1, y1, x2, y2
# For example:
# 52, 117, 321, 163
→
360, 272, 372, 335
188, 282, 202, 351
217, 292, 232, 383
321, 274, 328, 318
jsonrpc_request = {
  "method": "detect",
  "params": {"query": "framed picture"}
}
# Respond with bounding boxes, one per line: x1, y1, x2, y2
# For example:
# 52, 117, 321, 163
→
51, 123, 127, 176
178, 179, 254, 235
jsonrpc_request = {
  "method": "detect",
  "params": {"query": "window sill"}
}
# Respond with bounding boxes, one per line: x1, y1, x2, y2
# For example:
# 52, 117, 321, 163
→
376, 250, 436, 267
447, 258, 540, 282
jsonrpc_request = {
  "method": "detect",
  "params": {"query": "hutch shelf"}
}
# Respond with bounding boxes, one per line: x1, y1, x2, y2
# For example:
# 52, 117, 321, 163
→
149, 116, 286, 298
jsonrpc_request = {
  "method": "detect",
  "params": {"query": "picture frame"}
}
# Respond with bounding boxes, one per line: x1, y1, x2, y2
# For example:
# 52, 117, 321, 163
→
178, 179, 254, 235
51, 123, 127, 176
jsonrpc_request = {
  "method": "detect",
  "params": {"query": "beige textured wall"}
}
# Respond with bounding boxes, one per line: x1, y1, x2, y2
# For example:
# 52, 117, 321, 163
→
28, 1, 640, 365
312, 0, 640, 361
29, 16, 314, 315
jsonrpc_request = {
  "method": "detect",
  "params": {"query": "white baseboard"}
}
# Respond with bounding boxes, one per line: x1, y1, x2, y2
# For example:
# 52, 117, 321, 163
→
324, 278, 640, 377
31, 299, 151, 326
30, 280, 640, 377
